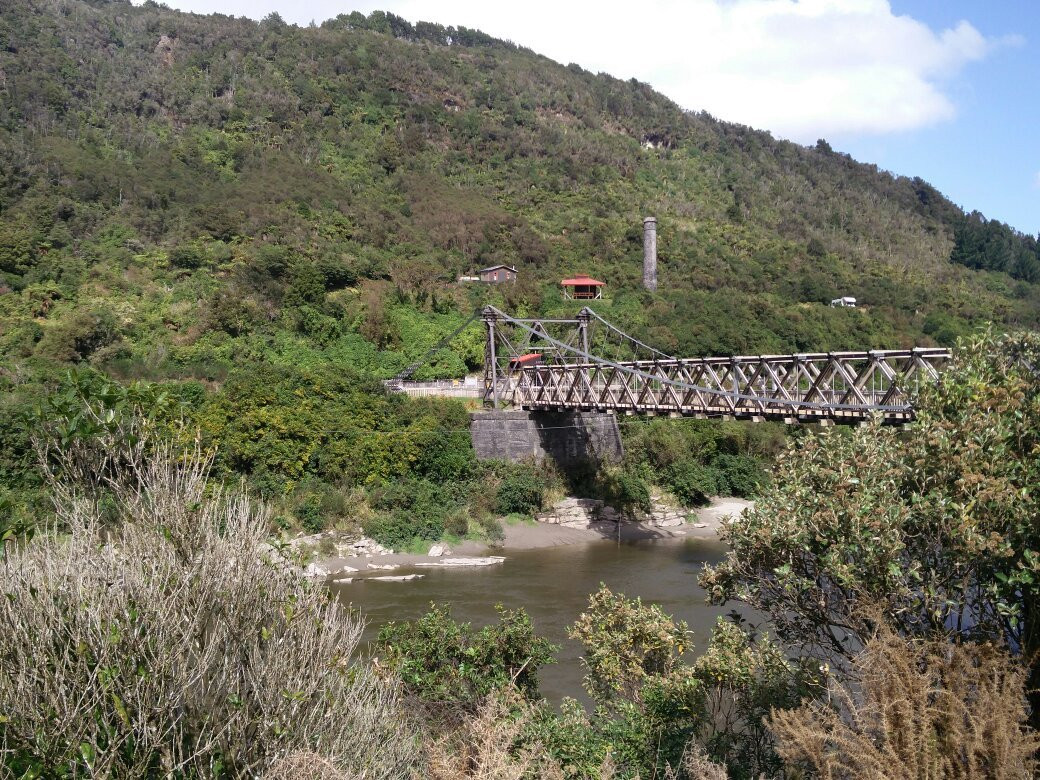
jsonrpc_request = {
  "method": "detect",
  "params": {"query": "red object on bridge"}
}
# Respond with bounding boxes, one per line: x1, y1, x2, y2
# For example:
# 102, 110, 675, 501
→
509, 353, 543, 369
561, 275, 605, 300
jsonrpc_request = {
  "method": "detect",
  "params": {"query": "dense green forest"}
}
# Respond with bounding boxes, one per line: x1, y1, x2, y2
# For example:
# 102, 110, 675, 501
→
2, 0, 1040, 536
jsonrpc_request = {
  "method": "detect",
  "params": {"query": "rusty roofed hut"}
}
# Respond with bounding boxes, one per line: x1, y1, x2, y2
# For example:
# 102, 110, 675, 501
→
561, 275, 605, 300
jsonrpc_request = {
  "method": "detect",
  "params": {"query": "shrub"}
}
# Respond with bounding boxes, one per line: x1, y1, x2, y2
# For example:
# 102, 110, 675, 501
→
665, 460, 720, 507
495, 466, 545, 515
413, 431, 475, 482
377, 604, 558, 710
0, 439, 417, 778
425, 688, 565, 780
36, 308, 119, 362
444, 510, 469, 538
364, 477, 457, 546
293, 492, 325, 533
167, 244, 207, 269
364, 511, 444, 549
711, 453, 763, 497
701, 331, 1040, 727
600, 464, 652, 516
478, 515, 505, 546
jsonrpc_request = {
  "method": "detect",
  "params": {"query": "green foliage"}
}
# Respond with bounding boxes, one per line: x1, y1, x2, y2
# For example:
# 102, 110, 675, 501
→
363, 477, 460, 546
35, 308, 119, 362
570, 585, 693, 706
702, 330, 1040, 721
561, 586, 810, 778
665, 460, 721, 507
694, 619, 818, 778
565, 585, 705, 775
494, 464, 546, 516
167, 244, 207, 270
712, 453, 764, 497
598, 463, 653, 515
622, 418, 774, 504
376, 603, 558, 709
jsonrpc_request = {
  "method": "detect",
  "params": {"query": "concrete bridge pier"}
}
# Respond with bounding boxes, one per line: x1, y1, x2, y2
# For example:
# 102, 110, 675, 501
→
470, 410, 623, 466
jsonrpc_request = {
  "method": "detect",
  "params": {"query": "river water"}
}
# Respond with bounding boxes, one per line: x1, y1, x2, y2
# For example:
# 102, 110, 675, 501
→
331, 535, 732, 702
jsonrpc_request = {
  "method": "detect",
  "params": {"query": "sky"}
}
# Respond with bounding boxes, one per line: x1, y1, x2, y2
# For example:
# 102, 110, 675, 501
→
133, 0, 1040, 236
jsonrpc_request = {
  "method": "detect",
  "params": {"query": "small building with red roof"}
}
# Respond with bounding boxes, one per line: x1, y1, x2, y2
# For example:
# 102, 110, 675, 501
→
561, 274, 605, 300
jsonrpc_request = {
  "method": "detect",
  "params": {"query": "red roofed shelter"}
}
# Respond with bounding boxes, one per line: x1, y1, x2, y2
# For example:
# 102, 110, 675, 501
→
561, 275, 605, 300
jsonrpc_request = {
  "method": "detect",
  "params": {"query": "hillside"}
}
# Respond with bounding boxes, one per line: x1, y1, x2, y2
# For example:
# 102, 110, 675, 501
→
1, 0, 1039, 528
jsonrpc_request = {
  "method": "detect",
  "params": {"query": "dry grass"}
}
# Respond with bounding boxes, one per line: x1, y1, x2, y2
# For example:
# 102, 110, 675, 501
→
0, 430, 418, 778
769, 626, 1038, 779
666, 746, 728, 780
422, 688, 565, 780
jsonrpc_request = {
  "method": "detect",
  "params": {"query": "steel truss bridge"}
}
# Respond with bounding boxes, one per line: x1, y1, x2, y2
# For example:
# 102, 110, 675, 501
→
479, 306, 950, 425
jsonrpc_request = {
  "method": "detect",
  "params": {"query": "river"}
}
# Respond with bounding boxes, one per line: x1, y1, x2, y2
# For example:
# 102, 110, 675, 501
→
331, 535, 732, 703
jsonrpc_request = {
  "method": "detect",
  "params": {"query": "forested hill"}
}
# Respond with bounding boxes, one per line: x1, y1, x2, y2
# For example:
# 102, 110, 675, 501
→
1, 0, 1039, 384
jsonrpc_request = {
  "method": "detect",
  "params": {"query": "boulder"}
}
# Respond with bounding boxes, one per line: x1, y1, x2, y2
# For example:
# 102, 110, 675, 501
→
302, 562, 330, 578
428, 543, 449, 557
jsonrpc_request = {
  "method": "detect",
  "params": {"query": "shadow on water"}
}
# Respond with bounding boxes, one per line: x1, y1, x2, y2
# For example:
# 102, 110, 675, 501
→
331, 535, 739, 703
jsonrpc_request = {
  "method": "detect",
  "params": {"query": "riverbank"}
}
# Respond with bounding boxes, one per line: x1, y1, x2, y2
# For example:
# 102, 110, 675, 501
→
309, 497, 751, 579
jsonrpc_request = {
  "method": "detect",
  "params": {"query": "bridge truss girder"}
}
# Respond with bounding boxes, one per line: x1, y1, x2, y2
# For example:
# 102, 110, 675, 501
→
480, 306, 951, 424
511, 350, 950, 424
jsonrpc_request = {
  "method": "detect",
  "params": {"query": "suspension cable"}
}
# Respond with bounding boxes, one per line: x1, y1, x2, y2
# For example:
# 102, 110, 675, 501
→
390, 309, 481, 384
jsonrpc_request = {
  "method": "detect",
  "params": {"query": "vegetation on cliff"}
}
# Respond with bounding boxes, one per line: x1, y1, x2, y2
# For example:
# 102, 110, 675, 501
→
3, 0, 1040, 538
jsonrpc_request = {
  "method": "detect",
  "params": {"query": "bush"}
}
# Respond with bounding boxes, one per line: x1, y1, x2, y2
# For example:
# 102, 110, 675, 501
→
377, 604, 558, 710
413, 431, 475, 482
665, 460, 721, 507
443, 511, 469, 538
167, 244, 207, 269
0, 439, 417, 778
495, 466, 545, 515
364, 511, 444, 549
36, 308, 119, 362
712, 453, 763, 497
599, 464, 652, 516
293, 492, 325, 533
364, 477, 458, 546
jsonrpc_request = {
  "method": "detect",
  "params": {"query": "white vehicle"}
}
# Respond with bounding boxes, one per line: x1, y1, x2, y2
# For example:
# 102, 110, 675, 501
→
830, 296, 857, 308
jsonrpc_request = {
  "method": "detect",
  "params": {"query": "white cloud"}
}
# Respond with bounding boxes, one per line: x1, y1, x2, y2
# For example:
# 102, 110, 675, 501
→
140, 0, 1012, 143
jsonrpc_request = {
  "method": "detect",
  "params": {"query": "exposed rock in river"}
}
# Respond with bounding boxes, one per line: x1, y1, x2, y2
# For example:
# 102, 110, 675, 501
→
370, 574, 425, 582
414, 556, 506, 567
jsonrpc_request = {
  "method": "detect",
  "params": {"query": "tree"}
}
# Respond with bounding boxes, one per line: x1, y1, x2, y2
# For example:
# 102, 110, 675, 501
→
701, 330, 1040, 723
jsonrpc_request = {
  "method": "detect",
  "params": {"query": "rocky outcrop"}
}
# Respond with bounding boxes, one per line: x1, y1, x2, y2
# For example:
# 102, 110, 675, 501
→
535, 496, 692, 529
288, 532, 395, 558
646, 496, 687, 528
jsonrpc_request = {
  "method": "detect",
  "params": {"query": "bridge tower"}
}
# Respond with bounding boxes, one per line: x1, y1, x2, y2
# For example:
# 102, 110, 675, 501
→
481, 306, 499, 409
